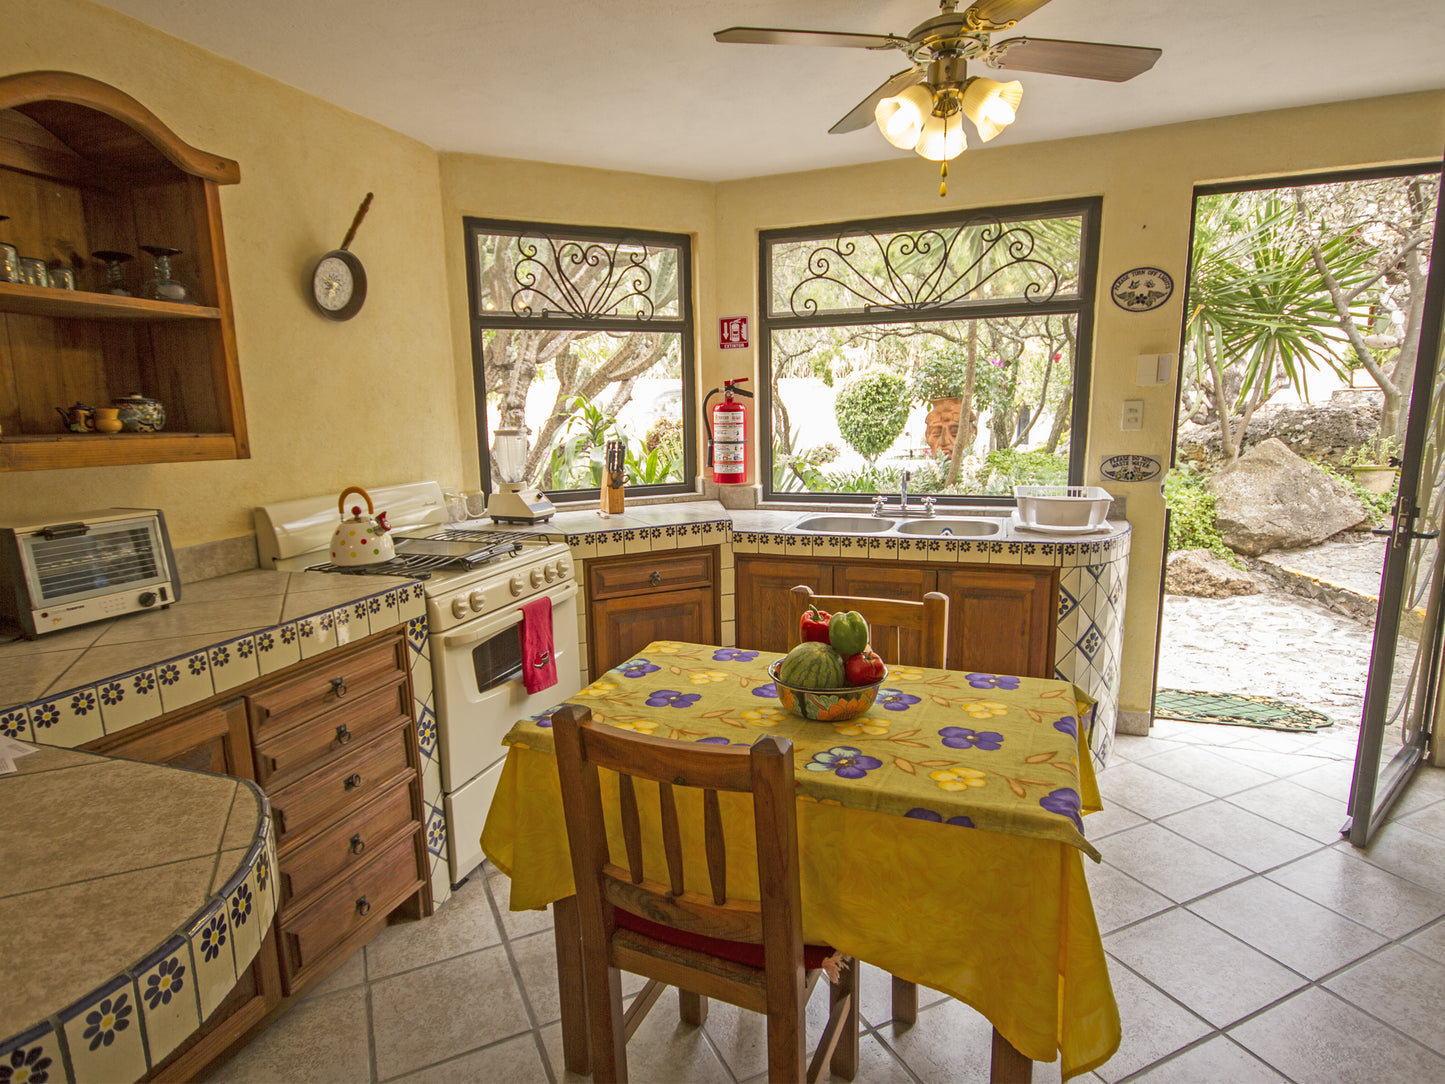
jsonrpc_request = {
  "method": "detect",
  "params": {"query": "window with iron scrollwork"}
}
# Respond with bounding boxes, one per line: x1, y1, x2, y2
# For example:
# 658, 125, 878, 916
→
760, 199, 1099, 502
465, 218, 695, 498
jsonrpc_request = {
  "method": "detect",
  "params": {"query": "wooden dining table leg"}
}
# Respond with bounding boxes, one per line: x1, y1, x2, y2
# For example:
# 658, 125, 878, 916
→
553, 895, 590, 1075
990, 1027, 1032, 1083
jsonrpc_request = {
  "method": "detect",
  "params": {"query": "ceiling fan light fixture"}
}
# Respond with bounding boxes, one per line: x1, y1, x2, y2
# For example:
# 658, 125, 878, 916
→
961, 77, 1023, 142
914, 96, 966, 162
874, 83, 933, 150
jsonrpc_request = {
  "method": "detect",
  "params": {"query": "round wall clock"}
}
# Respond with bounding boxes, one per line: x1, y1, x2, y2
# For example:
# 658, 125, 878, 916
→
311, 192, 372, 321
1111, 267, 1174, 312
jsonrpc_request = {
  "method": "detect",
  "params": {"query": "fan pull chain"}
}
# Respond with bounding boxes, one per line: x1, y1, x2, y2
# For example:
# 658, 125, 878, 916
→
939, 159, 948, 198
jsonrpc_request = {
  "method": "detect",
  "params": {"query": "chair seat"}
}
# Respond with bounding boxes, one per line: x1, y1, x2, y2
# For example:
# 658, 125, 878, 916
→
616, 908, 837, 972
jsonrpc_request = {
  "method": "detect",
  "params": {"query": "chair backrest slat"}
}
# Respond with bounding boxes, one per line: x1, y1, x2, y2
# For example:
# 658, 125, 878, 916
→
658, 780, 686, 897
703, 788, 727, 905
618, 773, 644, 884
790, 585, 949, 669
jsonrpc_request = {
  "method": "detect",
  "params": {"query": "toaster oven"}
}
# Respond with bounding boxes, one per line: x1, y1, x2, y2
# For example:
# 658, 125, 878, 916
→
0, 509, 181, 638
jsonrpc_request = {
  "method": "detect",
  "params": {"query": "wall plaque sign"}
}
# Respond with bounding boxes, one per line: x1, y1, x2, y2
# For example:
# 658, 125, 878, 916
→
719, 315, 749, 349
1110, 267, 1174, 311
1100, 453, 1163, 483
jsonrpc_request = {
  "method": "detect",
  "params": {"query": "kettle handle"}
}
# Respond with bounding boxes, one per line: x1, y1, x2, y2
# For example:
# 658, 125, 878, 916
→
338, 486, 374, 516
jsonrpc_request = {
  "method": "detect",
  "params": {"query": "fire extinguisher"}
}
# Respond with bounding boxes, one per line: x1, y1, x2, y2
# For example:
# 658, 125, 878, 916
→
703, 378, 753, 484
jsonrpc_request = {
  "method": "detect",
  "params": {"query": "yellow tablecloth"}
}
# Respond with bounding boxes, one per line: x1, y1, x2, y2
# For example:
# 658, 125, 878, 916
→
482, 642, 1119, 1079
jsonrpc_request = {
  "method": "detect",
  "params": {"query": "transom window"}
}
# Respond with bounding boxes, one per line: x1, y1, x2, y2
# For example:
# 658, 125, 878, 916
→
464, 218, 695, 499
759, 199, 1099, 502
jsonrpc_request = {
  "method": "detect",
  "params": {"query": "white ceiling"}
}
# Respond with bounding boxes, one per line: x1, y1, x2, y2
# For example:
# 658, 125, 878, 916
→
95, 0, 1445, 182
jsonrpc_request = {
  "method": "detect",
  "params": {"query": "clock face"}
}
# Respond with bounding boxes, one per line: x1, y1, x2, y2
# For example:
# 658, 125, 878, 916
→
311, 250, 366, 320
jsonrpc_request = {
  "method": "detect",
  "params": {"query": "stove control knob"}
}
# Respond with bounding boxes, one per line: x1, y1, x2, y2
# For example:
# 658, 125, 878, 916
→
509, 574, 524, 597
469, 589, 486, 612
529, 568, 544, 588
543, 563, 557, 583
451, 598, 468, 620
555, 559, 570, 579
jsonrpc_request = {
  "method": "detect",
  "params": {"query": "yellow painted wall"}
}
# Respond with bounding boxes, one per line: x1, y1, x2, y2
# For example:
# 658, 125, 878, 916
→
0, 0, 462, 546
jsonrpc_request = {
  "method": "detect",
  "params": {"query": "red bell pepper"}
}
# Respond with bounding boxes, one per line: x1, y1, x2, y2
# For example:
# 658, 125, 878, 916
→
799, 603, 832, 644
844, 647, 886, 686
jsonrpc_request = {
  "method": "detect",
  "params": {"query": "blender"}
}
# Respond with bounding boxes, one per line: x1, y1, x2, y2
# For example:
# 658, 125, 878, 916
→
485, 426, 556, 524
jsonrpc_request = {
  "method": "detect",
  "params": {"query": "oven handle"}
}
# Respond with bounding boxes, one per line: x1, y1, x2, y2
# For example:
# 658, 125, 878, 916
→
433, 581, 578, 650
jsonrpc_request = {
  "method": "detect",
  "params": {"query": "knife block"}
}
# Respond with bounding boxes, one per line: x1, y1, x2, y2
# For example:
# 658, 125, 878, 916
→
601, 481, 626, 514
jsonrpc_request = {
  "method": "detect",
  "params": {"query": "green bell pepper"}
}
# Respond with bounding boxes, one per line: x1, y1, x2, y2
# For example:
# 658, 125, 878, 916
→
828, 610, 869, 657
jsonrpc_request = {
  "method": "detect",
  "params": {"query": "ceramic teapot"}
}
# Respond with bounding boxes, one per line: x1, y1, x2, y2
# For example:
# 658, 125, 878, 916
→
112, 393, 165, 432
331, 486, 396, 565
56, 402, 95, 432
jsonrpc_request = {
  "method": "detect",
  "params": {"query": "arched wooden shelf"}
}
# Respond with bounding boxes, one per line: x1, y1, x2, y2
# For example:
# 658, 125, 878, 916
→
0, 70, 248, 470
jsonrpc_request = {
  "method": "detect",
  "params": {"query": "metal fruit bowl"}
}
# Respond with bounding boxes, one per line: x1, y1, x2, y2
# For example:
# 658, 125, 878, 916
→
767, 659, 888, 722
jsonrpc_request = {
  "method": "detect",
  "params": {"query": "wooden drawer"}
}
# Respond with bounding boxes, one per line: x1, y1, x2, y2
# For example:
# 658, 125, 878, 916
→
253, 679, 410, 792
278, 829, 425, 992
277, 777, 421, 910
589, 548, 715, 600
270, 725, 416, 848
248, 632, 408, 744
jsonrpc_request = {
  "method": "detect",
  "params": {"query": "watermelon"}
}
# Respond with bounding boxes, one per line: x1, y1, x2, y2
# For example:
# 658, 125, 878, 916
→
777, 641, 846, 689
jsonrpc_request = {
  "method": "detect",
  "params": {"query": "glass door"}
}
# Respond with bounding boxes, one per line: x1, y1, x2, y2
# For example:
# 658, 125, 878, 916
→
1347, 157, 1445, 845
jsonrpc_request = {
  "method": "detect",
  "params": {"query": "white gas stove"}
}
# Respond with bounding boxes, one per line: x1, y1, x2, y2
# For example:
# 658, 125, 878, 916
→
255, 482, 582, 885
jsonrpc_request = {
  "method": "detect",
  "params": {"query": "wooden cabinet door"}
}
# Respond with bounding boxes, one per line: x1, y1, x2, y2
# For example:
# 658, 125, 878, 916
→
734, 556, 832, 654
590, 587, 716, 679
830, 562, 937, 666
84, 699, 254, 781
935, 566, 1058, 678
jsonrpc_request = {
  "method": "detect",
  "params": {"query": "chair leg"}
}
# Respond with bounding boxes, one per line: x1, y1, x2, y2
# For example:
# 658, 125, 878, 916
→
990, 1027, 1033, 1084
891, 976, 918, 1028
553, 897, 590, 1074
581, 959, 627, 1083
828, 959, 859, 1081
679, 989, 709, 1025
767, 987, 807, 1083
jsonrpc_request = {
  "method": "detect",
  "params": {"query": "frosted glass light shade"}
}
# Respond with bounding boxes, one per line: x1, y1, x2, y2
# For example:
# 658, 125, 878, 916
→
874, 84, 932, 150
914, 109, 967, 162
962, 78, 1023, 142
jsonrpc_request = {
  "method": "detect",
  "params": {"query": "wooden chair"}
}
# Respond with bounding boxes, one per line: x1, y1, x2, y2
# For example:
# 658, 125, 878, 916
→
790, 584, 949, 1028
789, 584, 949, 670
551, 703, 859, 1083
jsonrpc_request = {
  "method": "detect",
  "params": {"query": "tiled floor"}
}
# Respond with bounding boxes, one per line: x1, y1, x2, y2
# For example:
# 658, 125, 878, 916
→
212, 719, 1445, 1083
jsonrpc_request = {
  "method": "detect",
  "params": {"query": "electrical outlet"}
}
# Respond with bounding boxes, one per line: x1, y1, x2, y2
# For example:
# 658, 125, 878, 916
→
1121, 400, 1144, 430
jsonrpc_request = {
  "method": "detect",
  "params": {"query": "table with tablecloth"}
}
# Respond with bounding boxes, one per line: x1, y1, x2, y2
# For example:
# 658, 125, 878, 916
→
481, 641, 1119, 1080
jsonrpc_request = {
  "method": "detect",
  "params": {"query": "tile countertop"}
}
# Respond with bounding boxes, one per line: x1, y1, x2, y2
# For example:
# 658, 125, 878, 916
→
0, 570, 424, 747
0, 744, 278, 1083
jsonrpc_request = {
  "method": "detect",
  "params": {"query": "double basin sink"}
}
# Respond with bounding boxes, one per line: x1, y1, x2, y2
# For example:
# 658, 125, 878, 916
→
790, 513, 1002, 538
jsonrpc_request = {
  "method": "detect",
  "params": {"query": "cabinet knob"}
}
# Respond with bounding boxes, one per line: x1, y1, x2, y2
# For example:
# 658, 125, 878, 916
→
335, 723, 352, 745
331, 676, 348, 698
356, 895, 371, 917
350, 833, 366, 855
649, 571, 662, 586
344, 773, 363, 790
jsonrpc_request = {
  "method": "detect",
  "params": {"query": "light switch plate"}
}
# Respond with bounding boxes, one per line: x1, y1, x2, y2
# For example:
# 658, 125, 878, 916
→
1122, 400, 1144, 430
1137, 353, 1176, 385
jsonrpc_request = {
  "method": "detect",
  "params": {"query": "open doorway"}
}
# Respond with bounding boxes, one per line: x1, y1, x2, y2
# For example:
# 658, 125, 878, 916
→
1157, 165, 1441, 772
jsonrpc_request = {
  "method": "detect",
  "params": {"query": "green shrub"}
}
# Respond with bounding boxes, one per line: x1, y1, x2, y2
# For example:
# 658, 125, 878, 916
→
984, 448, 1068, 486
833, 371, 909, 464
1315, 460, 1394, 524
1163, 467, 1238, 563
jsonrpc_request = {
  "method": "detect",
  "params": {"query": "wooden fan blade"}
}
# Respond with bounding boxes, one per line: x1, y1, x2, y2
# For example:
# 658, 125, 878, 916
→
829, 68, 926, 134
963, 0, 1055, 28
714, 26, 905, 50
988, 37, 1162, 81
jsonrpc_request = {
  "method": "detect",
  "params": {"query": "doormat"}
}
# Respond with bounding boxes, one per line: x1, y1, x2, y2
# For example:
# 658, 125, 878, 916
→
1154, 689, 1334, 732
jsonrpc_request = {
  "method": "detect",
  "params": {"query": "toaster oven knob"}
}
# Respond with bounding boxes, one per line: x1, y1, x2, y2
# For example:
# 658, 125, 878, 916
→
138, 591, 158, 608
468, 589, 486, 611
508, 574, 524, 596
451, 598, 468, 620
543, 563, 557, 583
529, 568, 544, 588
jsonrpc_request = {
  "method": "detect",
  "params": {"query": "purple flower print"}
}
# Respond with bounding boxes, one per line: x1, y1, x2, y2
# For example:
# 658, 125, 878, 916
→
620, 659, 661, 678
752, 682, 778, 699
645, 690, 702, 709
1040, 788, 1083, 831
939, 727, 1004, 751
713, 647, 759, 662
965, 673, 1020, 691
877, 689, 921, 712
805, 746, 883, 780
904, 808, 975, 828
696, 735, 748, 746
1053, 715, 1078, 739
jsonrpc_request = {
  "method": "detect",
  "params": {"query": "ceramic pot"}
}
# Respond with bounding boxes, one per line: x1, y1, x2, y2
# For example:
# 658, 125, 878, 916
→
92, 407, 123, 434
56, 403, 95, 432
112, 393, 165, 432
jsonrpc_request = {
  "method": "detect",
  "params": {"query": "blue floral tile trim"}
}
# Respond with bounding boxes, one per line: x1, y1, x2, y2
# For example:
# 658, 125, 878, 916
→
59, 974, 136, 1053
0, 707, 30, 741
0, 1021, 59, 1084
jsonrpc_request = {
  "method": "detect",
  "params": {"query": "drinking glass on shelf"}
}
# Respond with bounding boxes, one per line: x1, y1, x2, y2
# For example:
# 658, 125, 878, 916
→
0, 215, 17, 283
140, 245, 188, 302
17, 258, 49, 287
92, 250, 134, 295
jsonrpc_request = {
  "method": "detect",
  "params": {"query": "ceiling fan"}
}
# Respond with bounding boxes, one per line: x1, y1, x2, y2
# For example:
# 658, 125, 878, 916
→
715, 0, 1161, 193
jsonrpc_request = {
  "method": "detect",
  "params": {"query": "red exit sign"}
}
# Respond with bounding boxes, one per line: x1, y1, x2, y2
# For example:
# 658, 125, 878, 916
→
719, 315, 749, 350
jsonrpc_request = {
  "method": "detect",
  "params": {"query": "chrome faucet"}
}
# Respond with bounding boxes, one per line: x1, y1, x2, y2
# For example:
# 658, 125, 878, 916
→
871, 471, 936, 517
899, 469, 912, 514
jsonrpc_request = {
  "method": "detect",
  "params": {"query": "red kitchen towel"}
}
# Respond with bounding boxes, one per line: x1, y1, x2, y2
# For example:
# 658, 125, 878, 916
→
520, 596, 558, 694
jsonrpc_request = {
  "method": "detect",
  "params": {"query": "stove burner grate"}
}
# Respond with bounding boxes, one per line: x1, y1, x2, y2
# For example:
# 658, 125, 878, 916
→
429, 527, 551, 545
303, 556, 444, 577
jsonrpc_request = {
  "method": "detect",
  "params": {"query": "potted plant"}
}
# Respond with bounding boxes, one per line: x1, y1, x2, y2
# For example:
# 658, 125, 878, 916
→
907, 354, 968, 406
1342, 435, 1403, 494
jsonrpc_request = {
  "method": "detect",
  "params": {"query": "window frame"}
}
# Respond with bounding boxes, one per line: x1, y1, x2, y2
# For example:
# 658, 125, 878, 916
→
757, 197, 1101, 505
463, 216, 697, 502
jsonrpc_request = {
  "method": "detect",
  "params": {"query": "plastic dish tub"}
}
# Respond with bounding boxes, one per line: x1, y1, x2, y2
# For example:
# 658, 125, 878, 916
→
1013, 485, 1113, 528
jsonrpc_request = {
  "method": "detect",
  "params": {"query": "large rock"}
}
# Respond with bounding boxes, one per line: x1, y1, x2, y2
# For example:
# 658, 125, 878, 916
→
1208, 437, 1370, 556
1166, 549, 1260, 597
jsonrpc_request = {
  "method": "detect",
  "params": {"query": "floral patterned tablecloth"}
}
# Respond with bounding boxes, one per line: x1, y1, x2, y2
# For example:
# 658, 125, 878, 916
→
501, 640, 1102, 860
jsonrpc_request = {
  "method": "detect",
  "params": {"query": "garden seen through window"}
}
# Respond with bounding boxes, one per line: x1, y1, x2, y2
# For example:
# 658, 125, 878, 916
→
760, 200, 1098, 502
465, 218, 694, 498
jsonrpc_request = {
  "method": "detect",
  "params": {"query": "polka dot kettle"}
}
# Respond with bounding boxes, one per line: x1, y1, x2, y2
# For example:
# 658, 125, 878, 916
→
330, 486, 396, 565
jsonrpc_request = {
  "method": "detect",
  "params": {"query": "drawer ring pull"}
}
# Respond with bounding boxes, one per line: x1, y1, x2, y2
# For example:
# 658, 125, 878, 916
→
331, 676, 348, 698
356, 895, 371, 917
336, 723, 352, 745
344, 773, 363, 790
649, 571, 662, 586
350, 834, 366, 855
